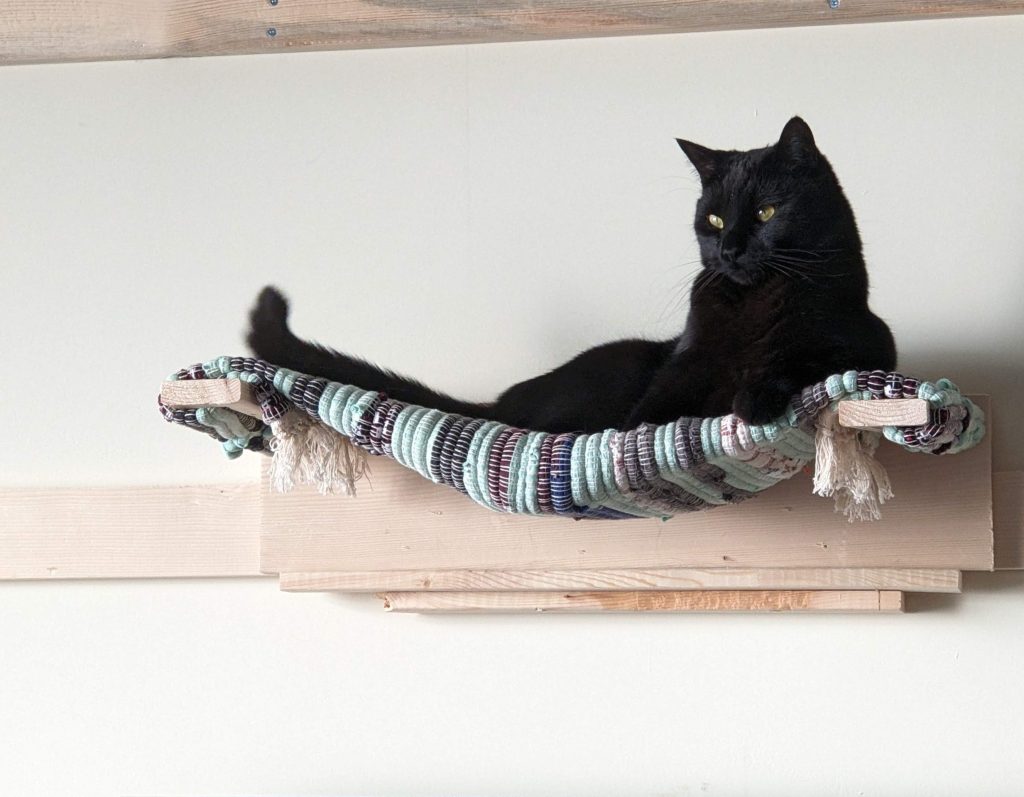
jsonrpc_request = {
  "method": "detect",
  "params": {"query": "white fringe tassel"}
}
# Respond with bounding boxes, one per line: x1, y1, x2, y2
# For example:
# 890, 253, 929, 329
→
813, 407, 894, 522
268, 411, 369, 496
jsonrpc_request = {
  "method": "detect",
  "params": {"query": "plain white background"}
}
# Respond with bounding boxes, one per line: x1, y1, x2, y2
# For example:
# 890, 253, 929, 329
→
2, 15, 1023, 796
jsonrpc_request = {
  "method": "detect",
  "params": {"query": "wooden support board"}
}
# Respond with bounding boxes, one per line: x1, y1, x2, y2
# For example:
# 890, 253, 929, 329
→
838, 399, 928, 428
280, 567, 960, 594
3, 1, 1023, 67
0, 483, 262, 580
260, 397, 993, 574
161, 379, 261, 419
994, 471, 1024, 570
2, 467, 1013, 585
379, 589, 906, 614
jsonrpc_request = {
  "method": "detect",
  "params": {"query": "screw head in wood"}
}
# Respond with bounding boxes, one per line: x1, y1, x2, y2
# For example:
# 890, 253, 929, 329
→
267, 27, 277, 37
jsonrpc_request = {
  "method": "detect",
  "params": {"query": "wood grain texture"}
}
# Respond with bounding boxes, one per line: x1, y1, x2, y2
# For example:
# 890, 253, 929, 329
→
838, 399, 929, 429
280, 567, 960, 593
160, 379, 262, 420
4, 1, 1024, 66
0, 483, 263, 580
261, 397, 992, 574
379, 589, 905, 613
994, 471, 1024, 569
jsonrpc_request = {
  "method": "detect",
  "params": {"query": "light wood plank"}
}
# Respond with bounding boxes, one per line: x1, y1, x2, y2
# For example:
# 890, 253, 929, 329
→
0, 483, 263, 580
161, 379, 262, 420
838, 399, 929, 428
994, 471, 1024, 570
379, 589, 905, 613
261, 397, 992, 574
3, 1, 1023, 67
280, 567, 960, 593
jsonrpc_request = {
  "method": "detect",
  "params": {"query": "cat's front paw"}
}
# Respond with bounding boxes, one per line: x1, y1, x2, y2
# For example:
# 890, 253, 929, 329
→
732, 381, 796, 425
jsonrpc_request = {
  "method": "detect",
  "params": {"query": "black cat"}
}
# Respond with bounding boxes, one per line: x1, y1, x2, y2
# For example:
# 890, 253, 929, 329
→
247, 116, 896, 432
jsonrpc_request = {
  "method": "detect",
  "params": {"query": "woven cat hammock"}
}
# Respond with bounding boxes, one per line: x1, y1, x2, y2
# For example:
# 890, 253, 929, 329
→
159, 356, 984, 521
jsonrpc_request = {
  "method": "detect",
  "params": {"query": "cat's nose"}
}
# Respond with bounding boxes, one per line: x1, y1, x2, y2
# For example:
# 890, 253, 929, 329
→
720, 244, 744, 265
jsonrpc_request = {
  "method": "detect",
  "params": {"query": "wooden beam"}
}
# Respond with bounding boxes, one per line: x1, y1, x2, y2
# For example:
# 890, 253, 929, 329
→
838, 399, 929, 429
280, 567, 960, 593
261, 397, 992, 574
4, 1, 1023, 67
994, 471, 1024, 569
160, 379, 263, 420
379, 589, 906, 613
0, 483, 263, 580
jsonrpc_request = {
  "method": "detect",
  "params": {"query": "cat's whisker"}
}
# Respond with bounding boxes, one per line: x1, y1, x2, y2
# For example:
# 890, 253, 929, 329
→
770, 255, 830, 266
771, 251, 827, 260
764, 258, 853, 282
652, 264, 706, 322
655, 257, 704, 273
772, 259, 812, 273
691, 270, 726, 298
765, 257, 852, 279
654, 290, 690, 323
774, 246, 844, 253
772, 247, 843, 263
763, 261, 809, 283
767, 258, 822, 282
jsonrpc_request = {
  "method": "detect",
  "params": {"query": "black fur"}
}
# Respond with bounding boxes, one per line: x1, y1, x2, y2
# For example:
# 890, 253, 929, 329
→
247, 117, 896, 432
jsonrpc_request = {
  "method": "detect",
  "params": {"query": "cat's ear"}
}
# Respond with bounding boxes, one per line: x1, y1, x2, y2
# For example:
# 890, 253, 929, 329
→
676, 139, 721, 184
777, 116, 818, 161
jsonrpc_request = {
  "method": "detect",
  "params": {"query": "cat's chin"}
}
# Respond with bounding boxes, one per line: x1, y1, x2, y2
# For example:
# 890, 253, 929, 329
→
717, 267, 763, 287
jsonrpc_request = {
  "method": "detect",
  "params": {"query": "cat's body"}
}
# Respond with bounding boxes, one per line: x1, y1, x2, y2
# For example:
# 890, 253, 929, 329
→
248, 117, 896, 432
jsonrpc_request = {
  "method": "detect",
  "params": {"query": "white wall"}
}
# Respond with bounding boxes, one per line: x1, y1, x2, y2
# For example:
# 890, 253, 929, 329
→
2, 16, 1023, 796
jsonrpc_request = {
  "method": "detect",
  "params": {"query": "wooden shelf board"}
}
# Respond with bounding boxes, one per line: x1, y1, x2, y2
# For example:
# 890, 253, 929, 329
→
0, 483, 262, 580
4, 1, 1023, 67
280, 567, 960, 594
994, 470, 1024, 570
379, 589, 906, 613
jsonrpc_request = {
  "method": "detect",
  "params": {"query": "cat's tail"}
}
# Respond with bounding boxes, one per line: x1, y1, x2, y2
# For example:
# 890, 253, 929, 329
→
246, 286, 495, 418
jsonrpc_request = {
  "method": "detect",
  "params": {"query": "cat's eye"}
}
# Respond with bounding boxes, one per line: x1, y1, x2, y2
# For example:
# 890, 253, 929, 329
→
756, 205, 776, 222
707, 213, 724, 230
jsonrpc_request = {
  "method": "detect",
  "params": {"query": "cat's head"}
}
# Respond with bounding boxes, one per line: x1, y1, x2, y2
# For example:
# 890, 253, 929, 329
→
679, 117, 862, 287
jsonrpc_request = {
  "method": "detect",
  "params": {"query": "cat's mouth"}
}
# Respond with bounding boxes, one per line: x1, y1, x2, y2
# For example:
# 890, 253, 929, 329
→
715, 263, 763, 287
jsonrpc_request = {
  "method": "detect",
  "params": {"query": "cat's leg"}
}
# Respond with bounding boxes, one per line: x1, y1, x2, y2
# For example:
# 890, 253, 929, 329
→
731, 375, 802, 425
732, 346, 834, 424
248, 287, 673, 433
247, 286, 492, 417
734, 315, 898, 425
492, 339, 673, 432
622, 351, 714, 428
